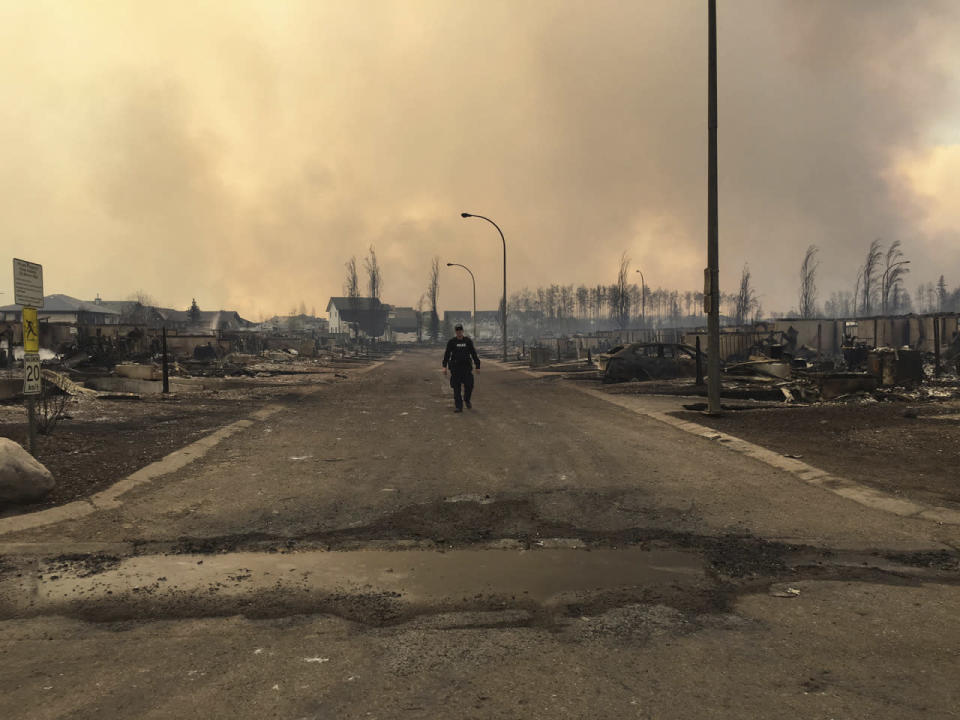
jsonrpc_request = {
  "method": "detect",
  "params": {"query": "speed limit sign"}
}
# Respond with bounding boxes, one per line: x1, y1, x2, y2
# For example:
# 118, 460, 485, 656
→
23, 353, 41, 395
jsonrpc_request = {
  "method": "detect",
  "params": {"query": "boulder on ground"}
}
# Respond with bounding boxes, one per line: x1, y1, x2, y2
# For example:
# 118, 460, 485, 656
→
0, 438, 55, 503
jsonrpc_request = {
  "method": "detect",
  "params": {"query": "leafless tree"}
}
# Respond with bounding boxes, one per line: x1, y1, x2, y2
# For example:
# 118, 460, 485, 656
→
545, 285, 558, 319
344, 256, 360, 298
344, 256, 360, 338
560, 285, 574, 319
415, 294, 425, 343
735, 264, 758, 325
859, 239, 883, 316
37, 382, 68, 436
128, 289, 156, 307
799, 244, 819, 318
364, 245, 382, 300
628, 284, 642, 321
426, 256, 440, 342
881, 240, 909, 314
575, 285, 589, 319
592, 285, 606, 322
611, 252, 631, 329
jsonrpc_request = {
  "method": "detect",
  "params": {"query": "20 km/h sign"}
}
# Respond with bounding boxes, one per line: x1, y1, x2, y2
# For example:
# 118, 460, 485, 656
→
23, 353, 41, 395
13, 258, 44, 308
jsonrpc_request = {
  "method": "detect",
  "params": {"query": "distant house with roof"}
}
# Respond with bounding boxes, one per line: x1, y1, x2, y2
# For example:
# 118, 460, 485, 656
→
158, 308, 253, 332
326, 297, 388, 338
386, 306, 420, 342
443, 310, 473, 327
0, 295, 253, 334
96, 300, 168, 327
0, 294, 122, 325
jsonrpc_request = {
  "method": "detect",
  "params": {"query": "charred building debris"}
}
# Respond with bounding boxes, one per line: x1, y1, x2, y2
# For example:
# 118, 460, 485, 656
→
0, 294, 405, 404
523, 312, 960, 406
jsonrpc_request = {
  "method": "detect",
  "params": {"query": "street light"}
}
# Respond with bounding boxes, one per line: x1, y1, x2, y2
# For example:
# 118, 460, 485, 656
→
461, 212, 507, 361
635, 269, 646, 327
881, 260, 910, 315
446, 262, 477, 340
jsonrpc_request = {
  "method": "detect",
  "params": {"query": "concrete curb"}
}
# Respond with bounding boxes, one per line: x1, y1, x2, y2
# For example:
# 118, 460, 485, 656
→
503, 362, 960, 526
0, 359, 387, 536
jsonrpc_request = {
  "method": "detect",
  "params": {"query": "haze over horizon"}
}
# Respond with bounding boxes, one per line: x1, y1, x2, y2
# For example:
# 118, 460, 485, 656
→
3, 0, 959, 321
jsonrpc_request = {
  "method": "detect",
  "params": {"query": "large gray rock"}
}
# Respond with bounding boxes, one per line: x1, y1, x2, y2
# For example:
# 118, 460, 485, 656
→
0, 438, 55, 503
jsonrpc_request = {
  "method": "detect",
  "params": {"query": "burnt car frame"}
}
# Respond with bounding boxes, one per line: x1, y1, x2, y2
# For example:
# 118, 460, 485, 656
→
602, 342, 703, 383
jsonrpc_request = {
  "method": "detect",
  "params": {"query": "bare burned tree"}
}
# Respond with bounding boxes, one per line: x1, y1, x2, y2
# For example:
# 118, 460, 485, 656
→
881, 240, 909, 314
735, 264, 758, 325
344, 256, 360, 338
426, 256, 440, 342
799, 245, 819, 318
611, 252, 631, 329
128, 289, 156, 307
364, 245, 382, 301
37, 381, 68, 436
415, 294, 425, 343
859, 239, 883, 316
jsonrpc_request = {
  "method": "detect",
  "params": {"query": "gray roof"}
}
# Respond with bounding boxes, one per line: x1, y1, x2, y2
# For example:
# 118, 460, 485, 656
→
0, 294, 121, 315
326, 297, 382, 313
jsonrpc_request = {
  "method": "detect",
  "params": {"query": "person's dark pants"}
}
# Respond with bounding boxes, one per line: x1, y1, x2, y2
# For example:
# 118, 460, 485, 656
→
450, 369, 474, 409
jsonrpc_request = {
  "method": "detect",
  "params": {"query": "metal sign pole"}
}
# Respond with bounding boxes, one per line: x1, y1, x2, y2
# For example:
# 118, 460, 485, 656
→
22, 306, 42, 455
12, 259, 44, 453
26, 396, 37, 455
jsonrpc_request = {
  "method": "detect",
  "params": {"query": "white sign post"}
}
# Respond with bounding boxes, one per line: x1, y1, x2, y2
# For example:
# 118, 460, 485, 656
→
13, 258, 44, 308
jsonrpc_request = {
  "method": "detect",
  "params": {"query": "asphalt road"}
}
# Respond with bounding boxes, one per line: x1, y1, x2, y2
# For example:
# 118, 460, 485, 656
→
1, 348, 958, 719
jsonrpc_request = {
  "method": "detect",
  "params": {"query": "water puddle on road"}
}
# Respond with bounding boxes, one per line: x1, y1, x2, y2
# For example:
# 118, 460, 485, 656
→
13, 546, 705, 615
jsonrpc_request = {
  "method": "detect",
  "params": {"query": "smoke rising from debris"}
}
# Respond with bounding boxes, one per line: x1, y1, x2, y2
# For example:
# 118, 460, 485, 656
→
1, 1, 958, 317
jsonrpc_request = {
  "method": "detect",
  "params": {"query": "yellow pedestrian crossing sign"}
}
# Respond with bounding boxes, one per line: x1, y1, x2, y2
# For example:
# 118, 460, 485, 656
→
22, 307, 39, 353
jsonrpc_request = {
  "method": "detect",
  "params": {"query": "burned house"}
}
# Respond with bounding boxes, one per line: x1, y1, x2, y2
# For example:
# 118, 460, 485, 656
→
326, 297, 389, 339
0, 294, 121, 326
386, 307, 420, 342
158, 309, 253, 333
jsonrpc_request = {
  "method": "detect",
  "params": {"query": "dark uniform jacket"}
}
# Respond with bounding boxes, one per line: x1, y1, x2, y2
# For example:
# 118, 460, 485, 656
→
443, 336, 480, 373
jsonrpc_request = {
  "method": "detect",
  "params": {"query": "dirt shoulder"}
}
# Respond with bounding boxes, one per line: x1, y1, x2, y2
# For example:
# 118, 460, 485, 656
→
670, 400, 960, 510
0, 361, 372, 516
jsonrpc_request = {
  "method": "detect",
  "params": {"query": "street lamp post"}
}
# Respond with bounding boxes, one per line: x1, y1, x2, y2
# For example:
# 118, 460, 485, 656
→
635, 269, 646, 328
461, 212, 507, 362
446, 262, 477, 340
881, 260, 910, 314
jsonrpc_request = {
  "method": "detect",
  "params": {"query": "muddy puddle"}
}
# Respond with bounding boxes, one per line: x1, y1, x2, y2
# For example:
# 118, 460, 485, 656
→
3, 547, 705, 619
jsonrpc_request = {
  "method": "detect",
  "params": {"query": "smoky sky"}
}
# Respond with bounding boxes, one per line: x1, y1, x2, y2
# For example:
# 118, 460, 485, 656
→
2, 0, 959, 318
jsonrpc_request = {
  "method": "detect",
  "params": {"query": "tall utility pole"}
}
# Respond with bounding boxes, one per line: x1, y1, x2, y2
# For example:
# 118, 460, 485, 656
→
706, 0, 722, 415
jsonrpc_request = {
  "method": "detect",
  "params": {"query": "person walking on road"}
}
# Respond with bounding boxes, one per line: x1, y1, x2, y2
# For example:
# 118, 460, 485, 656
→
443, 324, 480, 412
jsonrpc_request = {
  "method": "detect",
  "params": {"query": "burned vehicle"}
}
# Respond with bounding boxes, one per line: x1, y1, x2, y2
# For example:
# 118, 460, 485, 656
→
602, 342, 703, 383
